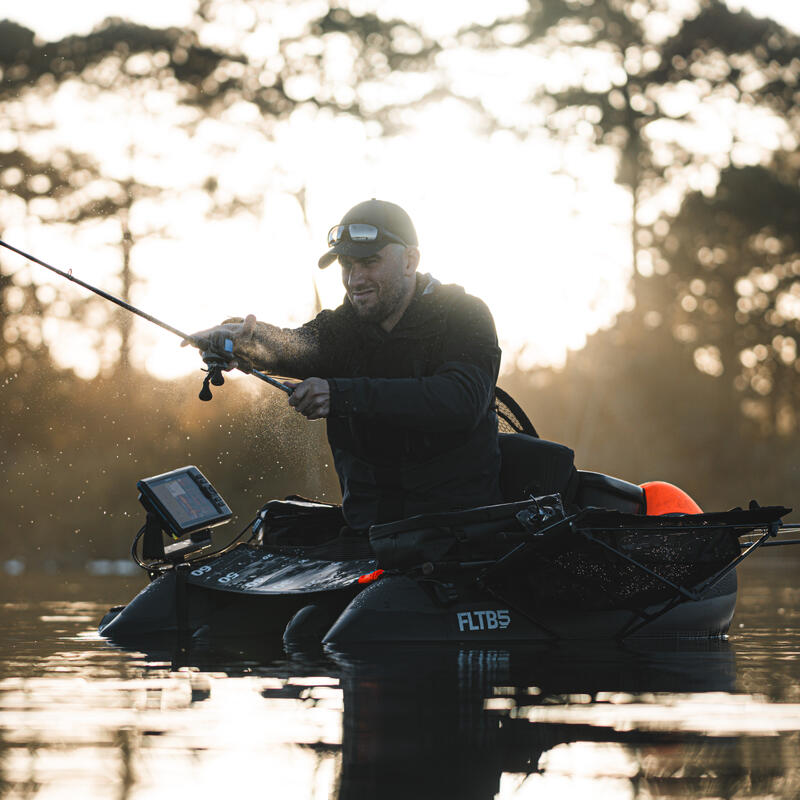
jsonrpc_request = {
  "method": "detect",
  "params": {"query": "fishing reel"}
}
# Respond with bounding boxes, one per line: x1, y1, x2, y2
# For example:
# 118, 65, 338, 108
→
199, 340, 233, 401
197, 336, 288, 401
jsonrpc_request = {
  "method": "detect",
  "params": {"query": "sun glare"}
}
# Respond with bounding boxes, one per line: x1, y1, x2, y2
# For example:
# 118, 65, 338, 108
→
3, 0, 800, 381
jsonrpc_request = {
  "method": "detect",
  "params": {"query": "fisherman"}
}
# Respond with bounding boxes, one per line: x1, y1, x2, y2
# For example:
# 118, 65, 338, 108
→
190, 199, 503, 531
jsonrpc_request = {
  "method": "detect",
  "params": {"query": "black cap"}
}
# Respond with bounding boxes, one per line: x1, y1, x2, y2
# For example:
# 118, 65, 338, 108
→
318, 199, 418, 269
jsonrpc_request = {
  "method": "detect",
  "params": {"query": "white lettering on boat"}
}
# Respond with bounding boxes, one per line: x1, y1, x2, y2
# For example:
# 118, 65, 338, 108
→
456, 610, 510, 632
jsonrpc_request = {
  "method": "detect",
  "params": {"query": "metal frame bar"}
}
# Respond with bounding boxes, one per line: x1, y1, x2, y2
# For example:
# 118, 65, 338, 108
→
573, 520, 780, 535
742, 539, 800, 547
614, 593, 696, 639
694, 522, 779, 596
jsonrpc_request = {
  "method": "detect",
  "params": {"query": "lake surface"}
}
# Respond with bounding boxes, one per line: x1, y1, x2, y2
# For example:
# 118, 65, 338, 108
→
2, 553, 800, 800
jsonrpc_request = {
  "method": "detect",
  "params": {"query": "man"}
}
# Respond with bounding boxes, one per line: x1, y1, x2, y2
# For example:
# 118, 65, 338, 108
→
192, 199, 503, 531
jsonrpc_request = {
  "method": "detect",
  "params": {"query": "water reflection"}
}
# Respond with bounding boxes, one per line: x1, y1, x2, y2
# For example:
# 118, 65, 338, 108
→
329, 642, 745, 800
1, 566, 800, 798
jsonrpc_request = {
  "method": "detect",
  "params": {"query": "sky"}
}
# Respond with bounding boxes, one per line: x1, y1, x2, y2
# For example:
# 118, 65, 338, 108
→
7, 0, 800, 42
2, 0, 799, 380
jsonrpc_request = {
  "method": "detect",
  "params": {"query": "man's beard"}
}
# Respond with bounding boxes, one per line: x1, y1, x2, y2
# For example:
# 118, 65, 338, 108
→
350, 281, 407, 323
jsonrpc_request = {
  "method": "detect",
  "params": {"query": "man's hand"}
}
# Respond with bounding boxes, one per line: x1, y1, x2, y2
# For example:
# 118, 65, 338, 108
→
286, 378, 330, 420
182, 314, 259, 370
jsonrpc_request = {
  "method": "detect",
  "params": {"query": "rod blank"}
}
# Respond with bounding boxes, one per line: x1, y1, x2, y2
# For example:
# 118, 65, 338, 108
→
0, 238, 292, 394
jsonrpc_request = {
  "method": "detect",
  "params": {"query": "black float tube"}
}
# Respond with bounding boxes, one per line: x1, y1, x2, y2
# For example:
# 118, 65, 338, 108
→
0, 238, 292, 399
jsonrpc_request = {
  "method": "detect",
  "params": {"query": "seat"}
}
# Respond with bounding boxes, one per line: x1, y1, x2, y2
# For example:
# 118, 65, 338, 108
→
498, 433, 645, 514
498, 433, 577, 502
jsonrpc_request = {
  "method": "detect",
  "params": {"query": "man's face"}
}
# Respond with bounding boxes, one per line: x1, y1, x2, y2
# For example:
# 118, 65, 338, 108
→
339, 244, 413, 325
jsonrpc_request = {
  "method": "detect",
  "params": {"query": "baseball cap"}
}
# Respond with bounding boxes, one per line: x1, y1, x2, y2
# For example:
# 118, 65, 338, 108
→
318, 199, 418, 269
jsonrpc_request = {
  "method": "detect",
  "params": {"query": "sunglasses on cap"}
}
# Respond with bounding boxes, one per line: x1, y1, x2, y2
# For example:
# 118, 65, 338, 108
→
327, 223, 409, 248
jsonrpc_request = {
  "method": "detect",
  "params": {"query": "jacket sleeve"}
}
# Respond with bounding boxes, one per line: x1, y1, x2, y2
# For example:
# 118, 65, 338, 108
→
327, 294, 501, 433
260, 308, 349, 378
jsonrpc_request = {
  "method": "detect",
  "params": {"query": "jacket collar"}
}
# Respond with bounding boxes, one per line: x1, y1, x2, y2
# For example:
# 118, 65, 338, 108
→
385, 273, 443, 339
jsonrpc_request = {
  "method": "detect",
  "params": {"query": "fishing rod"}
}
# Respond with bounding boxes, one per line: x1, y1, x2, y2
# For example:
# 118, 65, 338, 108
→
0, 238, 292, 400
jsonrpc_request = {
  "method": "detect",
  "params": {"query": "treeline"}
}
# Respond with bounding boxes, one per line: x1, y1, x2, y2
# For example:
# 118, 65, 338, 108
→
2, 311, 798, 568
509, 161, 800, 514
505, 303, 799, 515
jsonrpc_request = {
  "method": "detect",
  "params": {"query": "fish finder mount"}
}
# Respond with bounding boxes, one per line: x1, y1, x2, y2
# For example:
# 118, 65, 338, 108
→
137, 466, 232, 563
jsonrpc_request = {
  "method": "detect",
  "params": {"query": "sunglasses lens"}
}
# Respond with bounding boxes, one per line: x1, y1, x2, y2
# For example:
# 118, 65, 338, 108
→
347, 224, 379, 242
328, 225, 345, 246
327, 223, 384, 248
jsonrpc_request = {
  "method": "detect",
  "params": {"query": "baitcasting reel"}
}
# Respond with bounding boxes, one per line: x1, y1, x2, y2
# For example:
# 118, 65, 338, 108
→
199, 338, 234, 401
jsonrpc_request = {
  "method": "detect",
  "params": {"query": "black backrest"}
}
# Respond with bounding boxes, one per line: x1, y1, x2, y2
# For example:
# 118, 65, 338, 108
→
498, 432, 645, 513
498, 433, 577, 502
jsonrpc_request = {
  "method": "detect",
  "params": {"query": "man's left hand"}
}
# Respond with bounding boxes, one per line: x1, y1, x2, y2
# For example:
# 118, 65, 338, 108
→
286, 378, 330, 420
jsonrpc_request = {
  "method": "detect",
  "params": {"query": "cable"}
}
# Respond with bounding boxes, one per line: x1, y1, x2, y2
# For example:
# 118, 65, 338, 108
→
128, 515, 260, 574
129, 524, 171, 574
188, 515, 260, 563
130, 524, 147, 569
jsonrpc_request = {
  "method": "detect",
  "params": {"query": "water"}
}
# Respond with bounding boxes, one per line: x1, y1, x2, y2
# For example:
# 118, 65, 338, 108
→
2, 555, 800, 799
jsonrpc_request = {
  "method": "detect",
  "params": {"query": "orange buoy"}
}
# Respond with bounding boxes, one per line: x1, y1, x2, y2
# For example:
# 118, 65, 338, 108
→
640, 481, 703, 515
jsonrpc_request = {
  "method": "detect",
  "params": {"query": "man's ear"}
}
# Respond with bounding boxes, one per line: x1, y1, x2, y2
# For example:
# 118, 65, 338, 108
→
405, 246, 420, 274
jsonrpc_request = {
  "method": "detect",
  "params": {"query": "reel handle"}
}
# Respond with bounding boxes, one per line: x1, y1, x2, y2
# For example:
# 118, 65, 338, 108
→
199, 351, 229, 401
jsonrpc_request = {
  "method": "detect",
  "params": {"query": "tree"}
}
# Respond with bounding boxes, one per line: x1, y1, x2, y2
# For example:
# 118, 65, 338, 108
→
439, 0, 800, 433
642, 162, 800, 434
0, 17, 249, 375
0, 146, 92, 377
452, 1, 800, 288
0, 9, 440, 376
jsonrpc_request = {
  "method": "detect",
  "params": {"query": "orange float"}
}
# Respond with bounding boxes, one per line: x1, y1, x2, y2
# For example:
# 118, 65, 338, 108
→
640, 481, 703, 515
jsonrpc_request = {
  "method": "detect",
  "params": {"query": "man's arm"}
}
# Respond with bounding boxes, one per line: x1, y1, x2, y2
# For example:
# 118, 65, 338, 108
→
327, 364, 495, 432
186, 313, 327, 378
326, 293, 500, 432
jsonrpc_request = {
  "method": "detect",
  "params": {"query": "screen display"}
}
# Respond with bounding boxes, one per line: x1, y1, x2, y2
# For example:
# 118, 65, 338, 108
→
138, 466, 231, 537
149, 473, 219, 529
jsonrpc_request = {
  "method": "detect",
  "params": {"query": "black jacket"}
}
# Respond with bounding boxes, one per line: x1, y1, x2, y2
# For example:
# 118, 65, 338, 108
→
276, 273, 502, 530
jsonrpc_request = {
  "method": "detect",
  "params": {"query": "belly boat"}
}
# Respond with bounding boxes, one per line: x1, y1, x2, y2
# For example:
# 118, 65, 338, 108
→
99, 430, 792, 647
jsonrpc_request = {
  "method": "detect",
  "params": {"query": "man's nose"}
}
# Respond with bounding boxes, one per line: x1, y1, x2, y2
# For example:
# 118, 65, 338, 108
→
347, 262, 368, 286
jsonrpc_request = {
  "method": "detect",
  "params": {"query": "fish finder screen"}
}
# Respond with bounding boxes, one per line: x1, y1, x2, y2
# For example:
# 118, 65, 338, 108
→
138, 466, 232, 536
149, 474, 217, 529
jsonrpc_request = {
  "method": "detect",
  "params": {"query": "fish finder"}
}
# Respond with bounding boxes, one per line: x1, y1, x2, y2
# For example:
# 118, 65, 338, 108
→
137, 466, 232, 562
